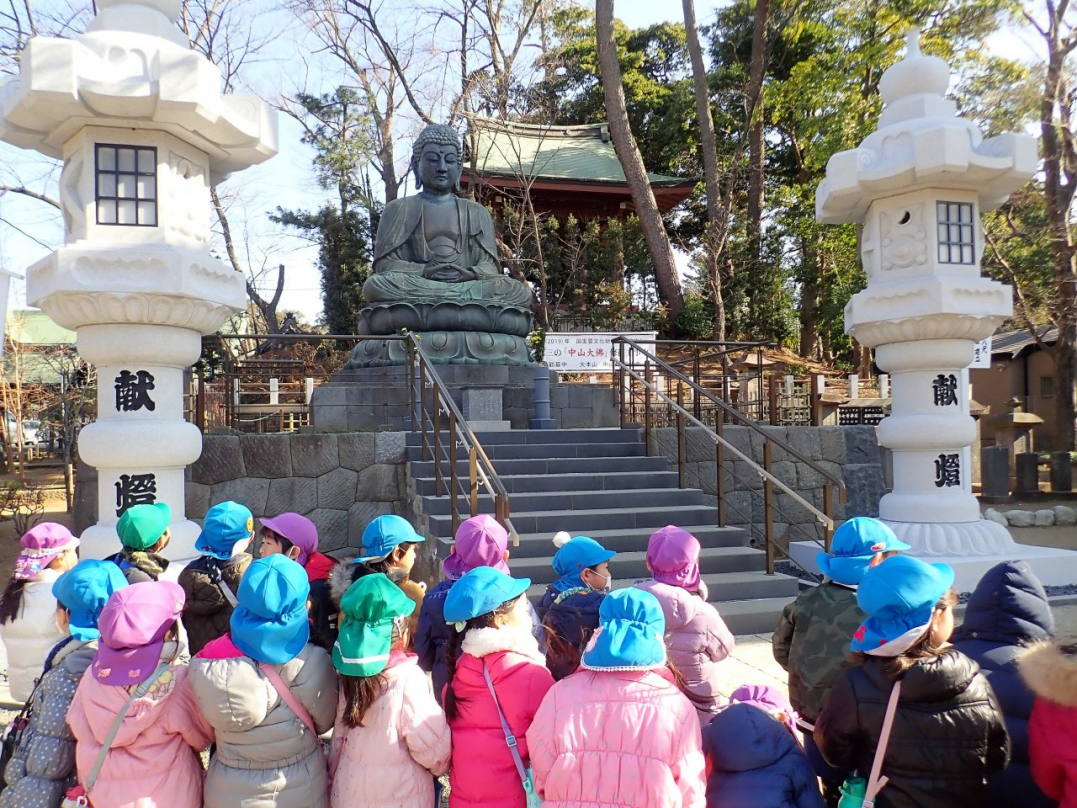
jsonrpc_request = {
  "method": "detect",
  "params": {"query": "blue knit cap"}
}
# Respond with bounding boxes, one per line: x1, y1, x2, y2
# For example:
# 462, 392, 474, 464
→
230, 555, 310, 664
52, 559, 129, 641
551, 536, 616, 592
443, 567, 531, 627
850, 556, 955, 656
817, 517, 910, 586
356, 515, 425, 564
197, 501, 254, 561
580, 588, 667, 671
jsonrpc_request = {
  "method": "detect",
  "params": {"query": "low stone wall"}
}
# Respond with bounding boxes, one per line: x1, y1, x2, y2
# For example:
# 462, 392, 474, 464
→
650, 425, 886, 546
74, 432, 409, 555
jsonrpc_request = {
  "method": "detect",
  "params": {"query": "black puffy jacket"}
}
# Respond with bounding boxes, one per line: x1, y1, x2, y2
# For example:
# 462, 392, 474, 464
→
814, 648, 1010, 808
952, 561, 1057, 808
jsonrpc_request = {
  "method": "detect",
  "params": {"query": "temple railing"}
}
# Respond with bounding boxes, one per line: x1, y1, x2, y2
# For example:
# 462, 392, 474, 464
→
612, 337, 846, 574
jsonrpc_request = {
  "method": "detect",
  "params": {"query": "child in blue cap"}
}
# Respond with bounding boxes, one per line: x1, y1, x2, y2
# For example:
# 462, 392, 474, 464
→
526, 588, 706, 807
331, 514, 427, 638
535, 533, 616, 680
0, 559, 127, 808
772, 517, 906, 805
443, 566, 553, 808
178, 501, 255, 656
815, 556, 1009, 808
189, 556, 338, 808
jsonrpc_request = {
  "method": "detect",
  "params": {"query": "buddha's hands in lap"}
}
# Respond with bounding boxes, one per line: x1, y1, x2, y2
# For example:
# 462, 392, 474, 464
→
423, 263, 478, 283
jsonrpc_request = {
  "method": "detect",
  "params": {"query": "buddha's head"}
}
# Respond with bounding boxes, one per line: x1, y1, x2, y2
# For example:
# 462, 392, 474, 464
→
412, 124, 462, 194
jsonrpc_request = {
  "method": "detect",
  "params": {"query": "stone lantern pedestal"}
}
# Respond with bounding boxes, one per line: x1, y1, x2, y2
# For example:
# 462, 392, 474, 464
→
0, 0, 277, 561
789, 30, 1077, 589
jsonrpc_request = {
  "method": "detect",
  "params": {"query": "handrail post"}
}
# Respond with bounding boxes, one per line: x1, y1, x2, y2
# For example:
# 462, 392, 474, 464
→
676, 383, 686, 488
420, 361, 430, 461
823, 482, 835, 553
407, 339, 417, 431
433, 394, 443, 497
469, 446, 479, 516
716, 418, 727, 527
448, 409, 459, 537
643, 358, 652, 455
763, 440, 775, 575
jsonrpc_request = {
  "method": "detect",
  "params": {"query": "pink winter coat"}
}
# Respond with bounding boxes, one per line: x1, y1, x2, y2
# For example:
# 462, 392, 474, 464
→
67, 649, 214, 808
526, 667, 706, 808
446, 626, 554, 808
635, 579, 734, 722
328, 652, 451, 808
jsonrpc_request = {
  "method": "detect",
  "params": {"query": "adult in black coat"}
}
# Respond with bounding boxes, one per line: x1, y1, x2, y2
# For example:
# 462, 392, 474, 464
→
952, 560, 1058, 808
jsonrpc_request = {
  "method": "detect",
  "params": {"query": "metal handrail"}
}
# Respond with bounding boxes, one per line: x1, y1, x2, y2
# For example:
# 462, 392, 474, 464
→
613, 337, 847, 573
405, 337, 517, 545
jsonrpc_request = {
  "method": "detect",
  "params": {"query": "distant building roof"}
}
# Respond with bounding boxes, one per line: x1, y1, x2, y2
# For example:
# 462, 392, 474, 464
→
7, 309, 76, 345
462, 119, 696, 215
991, 327, 1057, 359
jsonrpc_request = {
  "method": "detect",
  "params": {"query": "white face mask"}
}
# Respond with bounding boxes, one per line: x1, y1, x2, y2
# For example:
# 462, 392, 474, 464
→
588, 570, 612, 593
231, 538, 252, 558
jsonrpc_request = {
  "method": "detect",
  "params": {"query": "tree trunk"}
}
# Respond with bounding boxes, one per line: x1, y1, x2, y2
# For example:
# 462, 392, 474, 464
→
595, 0, 684, 321
683, 0, 728, 342
745, 0, 770, 257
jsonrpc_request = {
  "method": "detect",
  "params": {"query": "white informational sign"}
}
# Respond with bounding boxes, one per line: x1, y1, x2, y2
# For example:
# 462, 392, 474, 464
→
544, 331, 658, 373
969, 336, 992, 369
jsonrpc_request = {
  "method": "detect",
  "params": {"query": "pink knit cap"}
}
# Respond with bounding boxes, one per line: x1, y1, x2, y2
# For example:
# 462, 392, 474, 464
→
92, 581, 184, 685
14, 523, 79, 581
443, 515, 510, 580
646, 525, 701, 591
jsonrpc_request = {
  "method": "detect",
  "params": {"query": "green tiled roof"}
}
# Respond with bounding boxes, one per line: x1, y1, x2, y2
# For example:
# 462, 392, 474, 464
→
7, 309, 76, 345
467, 119, 691, 186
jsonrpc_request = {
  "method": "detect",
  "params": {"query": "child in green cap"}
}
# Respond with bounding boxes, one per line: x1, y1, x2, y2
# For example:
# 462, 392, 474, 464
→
329, 574, 451, 808
106, 503, 172, 583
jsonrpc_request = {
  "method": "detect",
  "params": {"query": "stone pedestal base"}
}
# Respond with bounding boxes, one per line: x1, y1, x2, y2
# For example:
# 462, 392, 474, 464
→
790, 516, 1077, 590
345, 331, 534, 367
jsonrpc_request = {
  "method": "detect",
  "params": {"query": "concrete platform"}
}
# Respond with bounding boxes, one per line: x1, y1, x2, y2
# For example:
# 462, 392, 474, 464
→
790, 539, 1077, 591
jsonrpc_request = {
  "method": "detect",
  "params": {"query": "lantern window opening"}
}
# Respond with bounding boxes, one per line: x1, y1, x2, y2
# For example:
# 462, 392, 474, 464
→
936, 201, 975, 264
95, 145, 158, 227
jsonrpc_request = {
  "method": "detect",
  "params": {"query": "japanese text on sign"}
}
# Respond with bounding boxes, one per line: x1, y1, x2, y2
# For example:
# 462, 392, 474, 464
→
115, 370, 157, 412
544, 332, 657, 373
115, 473, 157, 516
970, 337, 992, 369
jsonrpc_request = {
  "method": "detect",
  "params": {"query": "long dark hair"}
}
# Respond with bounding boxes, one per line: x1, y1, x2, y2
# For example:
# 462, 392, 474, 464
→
443, 594, 520, 721
851, 589, 958, 679
340, 620, 406, 727
0, 578, 26, 625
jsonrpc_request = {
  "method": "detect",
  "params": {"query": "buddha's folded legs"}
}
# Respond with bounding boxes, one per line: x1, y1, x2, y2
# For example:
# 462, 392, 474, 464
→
362, 273, 533, 307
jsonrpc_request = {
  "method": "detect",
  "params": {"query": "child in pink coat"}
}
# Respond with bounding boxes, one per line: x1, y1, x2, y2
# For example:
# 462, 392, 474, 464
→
443, 566, 554, 808
67, 581, 214, 808
526, 588, 706, 808
329, 573, 451, 808
635, 525, 735, 724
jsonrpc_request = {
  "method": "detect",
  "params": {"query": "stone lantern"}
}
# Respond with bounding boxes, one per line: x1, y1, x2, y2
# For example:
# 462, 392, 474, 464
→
804, 28, 1077, 587
0, 0, 277, 560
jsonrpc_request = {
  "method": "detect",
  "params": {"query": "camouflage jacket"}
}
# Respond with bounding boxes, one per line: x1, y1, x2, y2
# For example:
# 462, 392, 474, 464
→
771, 581, 866, 722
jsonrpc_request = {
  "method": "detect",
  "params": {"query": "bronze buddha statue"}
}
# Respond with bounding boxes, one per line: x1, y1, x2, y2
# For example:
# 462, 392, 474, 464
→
346, 124, 535, 366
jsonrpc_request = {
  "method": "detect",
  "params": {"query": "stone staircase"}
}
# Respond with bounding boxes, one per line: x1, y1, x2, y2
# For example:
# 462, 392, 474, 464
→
406, 427, 800, 634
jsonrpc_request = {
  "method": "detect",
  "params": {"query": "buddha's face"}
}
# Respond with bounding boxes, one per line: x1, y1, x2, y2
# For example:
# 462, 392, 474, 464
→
416, 143, 461, 194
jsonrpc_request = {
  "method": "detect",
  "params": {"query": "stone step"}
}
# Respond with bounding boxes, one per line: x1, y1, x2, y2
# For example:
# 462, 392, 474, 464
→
713, 597, 793, 635
419, 487, 703, 516
426, 503, 721, 538
405, 428, 639, 446
405, 441, 645, 462
413, 469, 681, 496
489, 525, 747, 558
408, 454, 669, 478
523, 571, 797, 609
510, 546, 764, 585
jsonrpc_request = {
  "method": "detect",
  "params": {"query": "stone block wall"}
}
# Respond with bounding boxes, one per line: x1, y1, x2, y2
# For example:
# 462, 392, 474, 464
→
74, 432, 409, 555
650, 424, 886, 547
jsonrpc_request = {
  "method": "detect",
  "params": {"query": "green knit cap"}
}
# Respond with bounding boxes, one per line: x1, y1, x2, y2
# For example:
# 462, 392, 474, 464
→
116, 503, 171, 551
333, 573, 415, 677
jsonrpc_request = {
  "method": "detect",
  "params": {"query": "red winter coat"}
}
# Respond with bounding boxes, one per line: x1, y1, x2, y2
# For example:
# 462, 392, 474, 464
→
445, 626, 553, 808
1020, 642, 1076, 807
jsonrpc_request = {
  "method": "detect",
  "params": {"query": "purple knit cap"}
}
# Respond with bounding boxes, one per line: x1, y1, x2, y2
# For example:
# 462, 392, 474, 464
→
14, 523, 79, 581
647, 525, 701, 591
259, 513, 318, 565
443, 515, 510, 580
93, 581, 184, 685
729, 683, 799, 736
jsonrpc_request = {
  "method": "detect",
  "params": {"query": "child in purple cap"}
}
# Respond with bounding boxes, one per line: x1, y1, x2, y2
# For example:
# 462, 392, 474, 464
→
67, 581, 214, 808
0, 523, 79, 701
635, 525, 734, 725
414, 514, 512, 703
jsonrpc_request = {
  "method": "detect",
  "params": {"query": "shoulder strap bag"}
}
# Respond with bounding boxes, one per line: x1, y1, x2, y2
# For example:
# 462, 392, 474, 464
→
840, 679, 902, 808
259, 662, 318, 738
482, 661, 542, 808
61, 661, 172, 808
